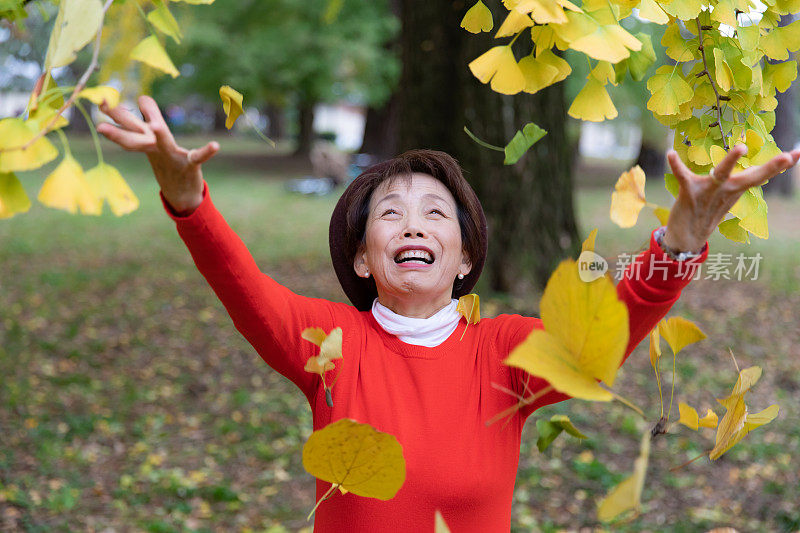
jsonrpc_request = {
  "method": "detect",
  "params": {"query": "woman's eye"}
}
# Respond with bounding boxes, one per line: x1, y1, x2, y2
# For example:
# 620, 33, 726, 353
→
429, 209, 444, 216
382, 209, 398, 216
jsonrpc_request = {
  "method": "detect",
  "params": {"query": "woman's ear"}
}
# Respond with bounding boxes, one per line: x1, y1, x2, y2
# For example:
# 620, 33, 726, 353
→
460, 251, 472, 277
353, 244, 370, 278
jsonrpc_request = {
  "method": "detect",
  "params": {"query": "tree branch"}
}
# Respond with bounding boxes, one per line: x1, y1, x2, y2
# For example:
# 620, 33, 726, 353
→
13, 0, 115, 152
696, 18, 729, 150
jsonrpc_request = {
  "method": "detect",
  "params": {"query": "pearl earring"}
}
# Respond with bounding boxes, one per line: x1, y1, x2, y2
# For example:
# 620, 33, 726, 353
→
365, 270, 370, 278
457, 273, 464, 280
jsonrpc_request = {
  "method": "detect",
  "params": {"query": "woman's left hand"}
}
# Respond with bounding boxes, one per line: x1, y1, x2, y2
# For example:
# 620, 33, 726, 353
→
663, 144, 800, 253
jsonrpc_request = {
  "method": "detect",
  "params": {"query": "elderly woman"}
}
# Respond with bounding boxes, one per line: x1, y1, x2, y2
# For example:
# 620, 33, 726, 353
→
98, 96, 799, 532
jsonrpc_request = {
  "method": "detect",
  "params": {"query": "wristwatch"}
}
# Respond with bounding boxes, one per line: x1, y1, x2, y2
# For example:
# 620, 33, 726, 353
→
654, 226, 706, 262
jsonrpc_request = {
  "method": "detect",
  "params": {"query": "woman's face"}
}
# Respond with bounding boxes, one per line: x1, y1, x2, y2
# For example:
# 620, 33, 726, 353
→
354, 173, 471, 317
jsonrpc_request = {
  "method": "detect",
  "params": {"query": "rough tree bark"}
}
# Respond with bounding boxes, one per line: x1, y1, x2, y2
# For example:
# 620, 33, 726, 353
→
294, 98, 316, 157
398, 0, 580, 292
763, 15, 797, 197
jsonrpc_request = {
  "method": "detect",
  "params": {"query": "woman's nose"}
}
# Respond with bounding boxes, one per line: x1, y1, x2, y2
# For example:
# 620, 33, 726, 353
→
402, 216, 426, 238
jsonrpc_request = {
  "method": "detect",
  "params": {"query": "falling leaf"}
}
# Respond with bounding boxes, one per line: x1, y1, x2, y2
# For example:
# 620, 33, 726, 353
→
43, 0, 104, 70
435, 510, 452, 533
610, 165, 646, 227
658, 317, 706, 356
302, 326, 343, 406
504, 259, 629, 401
130, 35, 180, 78
457, 293, 480, 340
83, 162, 139, 216
468, 46, 526, 95
597, 429, 650, 521
302, 418, 406, 518
461, 0, 493, 33
581, 228, 598, 253
37, 154, 100, 215
147, 0, 183, 44
698, 408, 718, 428
710, 365, 777, 460
504, 122, 547, 164
0, 172, 31, 219
568, 78, 618, 122
0, 118, 59, 172
219, 85, 245, 129
79, 86, 121, 109
678, 402, 699, 430
536, 414, 588, 452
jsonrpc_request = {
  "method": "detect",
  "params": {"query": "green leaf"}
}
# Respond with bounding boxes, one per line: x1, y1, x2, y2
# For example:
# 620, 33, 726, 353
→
627, 32, 656, 81
504, 122, 547, 164
535, 415, 587, 452
664, 172, 679, 198
147, 0, 183, 44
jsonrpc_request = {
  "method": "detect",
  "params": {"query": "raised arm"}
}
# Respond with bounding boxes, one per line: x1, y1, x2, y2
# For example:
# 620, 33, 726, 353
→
510, 144, 800, 420
97, 96, 348, 404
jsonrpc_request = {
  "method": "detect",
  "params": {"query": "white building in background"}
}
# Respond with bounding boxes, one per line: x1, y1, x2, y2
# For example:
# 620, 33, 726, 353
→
579, 121, 642, 161
312, 102, 366, 152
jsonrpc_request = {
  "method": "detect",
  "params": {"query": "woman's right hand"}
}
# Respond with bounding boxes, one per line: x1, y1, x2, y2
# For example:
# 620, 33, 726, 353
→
96, 95, 219, 214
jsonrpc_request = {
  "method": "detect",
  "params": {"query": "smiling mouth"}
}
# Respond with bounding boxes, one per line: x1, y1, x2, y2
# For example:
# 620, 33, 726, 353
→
394, 249, 434, 264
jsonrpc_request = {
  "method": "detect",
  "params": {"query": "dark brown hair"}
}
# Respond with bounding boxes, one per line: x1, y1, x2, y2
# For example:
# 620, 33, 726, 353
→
343, 149, 486, 295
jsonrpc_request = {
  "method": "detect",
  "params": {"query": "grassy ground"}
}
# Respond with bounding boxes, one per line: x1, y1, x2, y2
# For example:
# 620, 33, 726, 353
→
1, 135, 799, 532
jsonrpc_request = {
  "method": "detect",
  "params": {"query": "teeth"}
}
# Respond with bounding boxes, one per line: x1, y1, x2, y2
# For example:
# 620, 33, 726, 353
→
395, 249, 433, 263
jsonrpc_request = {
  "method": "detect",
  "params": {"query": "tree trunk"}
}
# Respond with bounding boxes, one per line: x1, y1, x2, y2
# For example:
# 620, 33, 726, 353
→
265, 103, 287, 140
398, 0, 579, 292
294, 99, 316, 157
764, 14, 797, 197
359, 95, 399, 158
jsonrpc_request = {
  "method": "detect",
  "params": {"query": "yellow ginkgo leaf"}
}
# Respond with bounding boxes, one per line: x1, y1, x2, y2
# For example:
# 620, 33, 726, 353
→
301, 326, 343, 406
302, 418, 406, 519
505, 258, 629, 401
495, 9, 533, 37
646, 66, 693, 116
461, 0, 493, 33
648, 327, 661, 369
713, 49, 734, 92
43, 0, 104, 70
569, 24, 642, 63
660, 0, 702, 19
718, 217, 750, 243
518, 54, 560, 94
130, 35, 180, 78
657, 316, 706, 356
27, 76, 68, 132
83, 162, 139, 216
435, 510, 452, 533
219, 85, 244, 129
171, 0, 215, 3
726, 365, 762, 398
581, 228, 598, 253
0, 118, 59, 172
597, 429, 650, 521
468, 46, 525, 95
147, 0, 183, 44
79, 86, 121, 109
37, 154, 100, 215
516, 0, 580, 24
698, 408, 718, 428
457, 293, 480, 340
711, 0, 737, 26
759, 20, 800, 61
610, 165, 646, 228
678, 402, 700, 430
536, 48, 572, 83
0, 172, 32, 219
710, 393, 747, 460
568, 78, 618, 122
637, 0, 668, 24
654, 206, 670, 226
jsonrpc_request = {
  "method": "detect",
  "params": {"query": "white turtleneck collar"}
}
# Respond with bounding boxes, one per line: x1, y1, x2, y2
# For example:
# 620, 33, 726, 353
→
371, 298, 461, 347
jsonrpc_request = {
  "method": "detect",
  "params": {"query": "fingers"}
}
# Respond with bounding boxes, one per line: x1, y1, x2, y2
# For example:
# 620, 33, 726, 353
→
666, 150, 692, 188
713, 143, 748, 182
187, 141, 220, 166
138, 95, 180, 154
732, 151, 796, 189
96, 121, 156, 151
99, 101, 148, 133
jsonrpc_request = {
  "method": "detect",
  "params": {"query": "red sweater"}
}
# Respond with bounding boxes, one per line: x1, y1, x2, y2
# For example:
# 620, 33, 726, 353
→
161, 181, 707, 532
